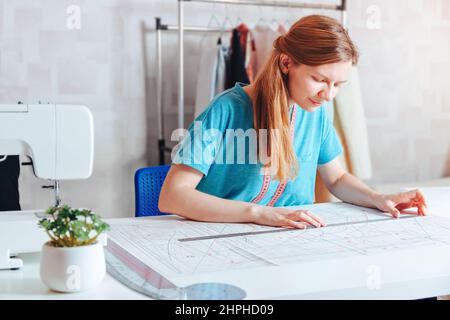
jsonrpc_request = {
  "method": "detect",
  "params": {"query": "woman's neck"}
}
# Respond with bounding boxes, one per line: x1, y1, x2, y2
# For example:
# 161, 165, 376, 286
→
242, 84, 254, 104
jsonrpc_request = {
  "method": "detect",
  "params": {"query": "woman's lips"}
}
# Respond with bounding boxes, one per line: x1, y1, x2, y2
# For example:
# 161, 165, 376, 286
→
309, 98, 322, 106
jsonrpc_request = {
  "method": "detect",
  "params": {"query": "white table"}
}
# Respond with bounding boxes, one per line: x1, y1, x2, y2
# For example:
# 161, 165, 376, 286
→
1, 252, 450, 299
2, 187, 450, 300
0, 252, 148, 300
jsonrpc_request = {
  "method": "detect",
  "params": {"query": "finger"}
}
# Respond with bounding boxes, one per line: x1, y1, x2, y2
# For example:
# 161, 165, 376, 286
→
414, 189, 428, 208
303, 211, 327, 227
417, 202, 427, 216
386, 202, 400, 219
283, 219, 308, 229
396, 189, 428, 216
287, 210, 323, 227
406, 189, 428, 208
417, 204, 424, 216
408, 199, 427, 216
295, 211, 322, 228
391, 208, 400, 219
414, 190, 428, 216
420, 203, 428, 216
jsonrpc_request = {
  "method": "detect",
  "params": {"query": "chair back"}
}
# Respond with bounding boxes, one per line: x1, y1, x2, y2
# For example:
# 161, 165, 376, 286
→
134, 165, 171, 217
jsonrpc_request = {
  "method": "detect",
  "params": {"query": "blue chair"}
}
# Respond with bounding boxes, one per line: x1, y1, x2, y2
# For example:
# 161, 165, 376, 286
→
134, 165, 171, 217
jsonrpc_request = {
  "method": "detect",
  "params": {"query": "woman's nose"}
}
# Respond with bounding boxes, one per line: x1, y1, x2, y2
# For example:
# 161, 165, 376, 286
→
318, 89, 332, 102
319, 87, 337, 101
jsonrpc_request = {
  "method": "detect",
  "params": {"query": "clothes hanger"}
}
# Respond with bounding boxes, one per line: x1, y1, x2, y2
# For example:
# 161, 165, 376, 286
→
270, 18, 279, 32
283, 17, 291, 31
269, 5, 279, 31
206, 10, 223, 45
235, 6, 244, 27
255, 5, 268, 28
221, 3, 234, 32
220, 8, 234, 42
221, 3, 234, 30
235, 15, 244, 27
206, 12, 221, 29
221, 16, 234, 31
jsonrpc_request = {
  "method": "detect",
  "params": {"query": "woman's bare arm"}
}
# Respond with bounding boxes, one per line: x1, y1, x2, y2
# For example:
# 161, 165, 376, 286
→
159, 164, 256, 223
318, 158, 379, 208
158, 164, 325, 228
318, 158, 428, 217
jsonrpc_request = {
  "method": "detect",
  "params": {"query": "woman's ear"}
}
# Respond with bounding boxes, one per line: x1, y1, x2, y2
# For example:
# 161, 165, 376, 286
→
279, 53, 291, 75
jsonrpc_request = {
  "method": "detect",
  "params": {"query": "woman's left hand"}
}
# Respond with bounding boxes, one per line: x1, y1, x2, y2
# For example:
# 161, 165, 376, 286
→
372, 189, 428, 218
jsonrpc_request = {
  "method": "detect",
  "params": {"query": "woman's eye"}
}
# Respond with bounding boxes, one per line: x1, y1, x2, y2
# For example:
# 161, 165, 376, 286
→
312, 76, 325, 83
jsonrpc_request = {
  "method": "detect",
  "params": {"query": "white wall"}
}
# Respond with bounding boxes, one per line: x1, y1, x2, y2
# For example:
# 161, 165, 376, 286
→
349, 0, 450, 184
0, 0, 449, 218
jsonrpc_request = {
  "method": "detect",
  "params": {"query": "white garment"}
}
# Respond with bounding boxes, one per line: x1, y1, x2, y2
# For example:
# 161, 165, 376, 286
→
251, 24, 282, 75
194, 35, 228, 118
334, 66, 373, 180
214, 43, 228, 101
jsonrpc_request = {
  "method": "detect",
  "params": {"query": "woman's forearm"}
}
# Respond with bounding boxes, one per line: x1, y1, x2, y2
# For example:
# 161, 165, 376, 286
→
159, 187, 257, 223
327, 172, 381, 208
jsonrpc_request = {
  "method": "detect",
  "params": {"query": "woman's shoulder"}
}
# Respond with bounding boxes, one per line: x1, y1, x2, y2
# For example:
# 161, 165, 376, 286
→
212, 84, 251, 109
198, 84, 252, 120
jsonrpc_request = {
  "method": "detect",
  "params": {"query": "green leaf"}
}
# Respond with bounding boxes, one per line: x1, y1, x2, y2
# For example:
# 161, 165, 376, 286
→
37, 204, 109, 247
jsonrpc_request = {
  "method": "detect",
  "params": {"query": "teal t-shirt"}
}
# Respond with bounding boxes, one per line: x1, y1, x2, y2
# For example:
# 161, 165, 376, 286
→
172, 83, 342, 206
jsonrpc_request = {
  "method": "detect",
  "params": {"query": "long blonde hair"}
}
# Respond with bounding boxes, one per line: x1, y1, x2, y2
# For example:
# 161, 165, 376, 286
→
253, 15, 359, 182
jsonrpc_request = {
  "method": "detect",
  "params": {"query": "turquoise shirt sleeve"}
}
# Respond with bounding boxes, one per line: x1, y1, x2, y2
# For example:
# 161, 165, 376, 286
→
172, 100, 230, 176
317, 105, 343, 166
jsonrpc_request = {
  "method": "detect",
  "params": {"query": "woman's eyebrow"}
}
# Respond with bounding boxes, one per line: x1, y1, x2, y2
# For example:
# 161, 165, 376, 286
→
314, 72, 348, 84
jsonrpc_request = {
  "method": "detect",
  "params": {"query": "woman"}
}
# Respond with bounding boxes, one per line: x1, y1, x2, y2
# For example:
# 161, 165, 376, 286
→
159, 15, 427, 229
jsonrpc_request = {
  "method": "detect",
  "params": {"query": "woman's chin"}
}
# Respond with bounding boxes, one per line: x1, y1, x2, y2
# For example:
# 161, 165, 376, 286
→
299, 104, 321, 112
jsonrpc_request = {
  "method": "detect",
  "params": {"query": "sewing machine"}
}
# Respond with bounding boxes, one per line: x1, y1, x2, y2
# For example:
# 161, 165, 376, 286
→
0, 104, 94, 270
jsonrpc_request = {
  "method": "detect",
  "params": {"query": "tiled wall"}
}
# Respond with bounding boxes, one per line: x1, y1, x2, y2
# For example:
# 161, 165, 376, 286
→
0, 0, 449, 218
349, 0, 450, 184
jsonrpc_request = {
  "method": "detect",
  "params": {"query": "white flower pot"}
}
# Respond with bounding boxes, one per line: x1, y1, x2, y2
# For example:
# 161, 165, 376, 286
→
40, 241, 106, 293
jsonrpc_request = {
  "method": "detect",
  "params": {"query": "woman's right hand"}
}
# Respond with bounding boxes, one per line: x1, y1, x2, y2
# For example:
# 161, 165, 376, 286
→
249, 205, 327, 229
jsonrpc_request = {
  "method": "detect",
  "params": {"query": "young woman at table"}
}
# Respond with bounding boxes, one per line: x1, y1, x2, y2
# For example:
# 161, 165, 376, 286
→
159, 15, 427, 229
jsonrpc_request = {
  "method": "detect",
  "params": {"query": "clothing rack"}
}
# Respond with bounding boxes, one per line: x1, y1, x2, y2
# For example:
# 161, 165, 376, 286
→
145, 0, 347, 165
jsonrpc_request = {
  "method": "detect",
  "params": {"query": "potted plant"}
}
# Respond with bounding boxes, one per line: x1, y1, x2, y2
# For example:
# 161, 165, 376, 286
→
38, 205, 110, 293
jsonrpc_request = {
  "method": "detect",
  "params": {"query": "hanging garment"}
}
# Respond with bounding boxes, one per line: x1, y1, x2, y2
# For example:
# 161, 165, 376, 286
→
277, 23, 288, 34
252, 24, 282, 76
215, 38, 229, 101
334, 66, 373, 180
314, 68, 373, 203
235, 23, 256, 83
0, 155, 21, 211
225, 29, 249, 89
194, 35, 229, 118
314, 100, 340, 203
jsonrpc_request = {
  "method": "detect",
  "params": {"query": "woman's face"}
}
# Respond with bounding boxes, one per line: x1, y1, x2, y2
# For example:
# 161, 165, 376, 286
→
280, 54, 352, 112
